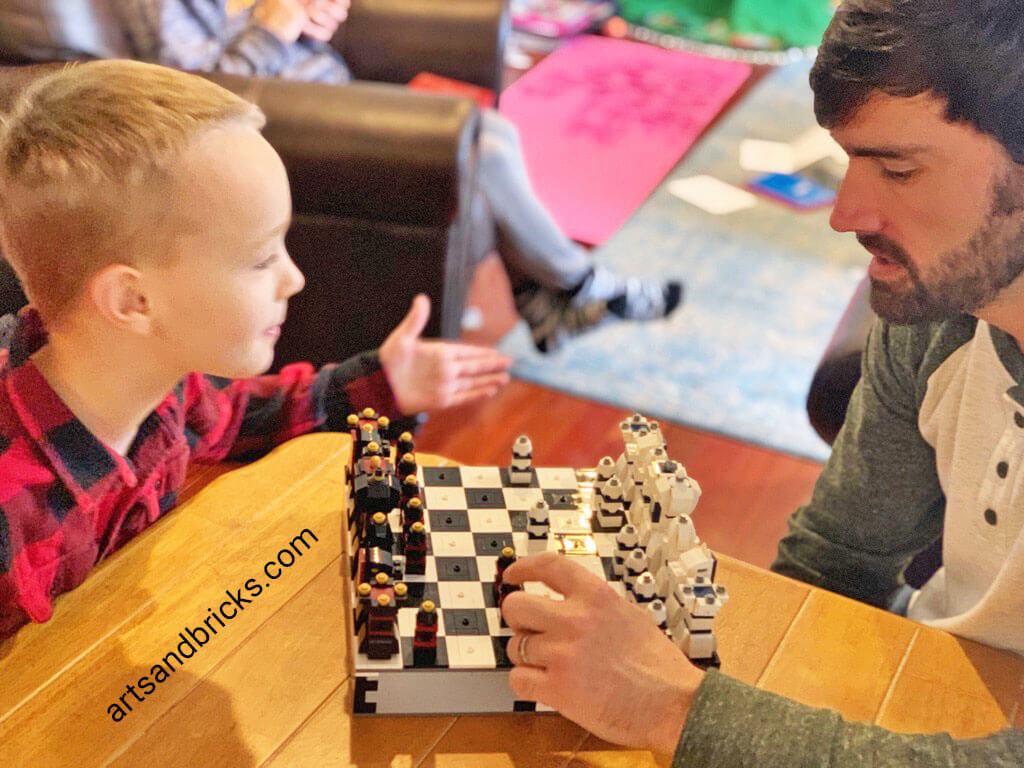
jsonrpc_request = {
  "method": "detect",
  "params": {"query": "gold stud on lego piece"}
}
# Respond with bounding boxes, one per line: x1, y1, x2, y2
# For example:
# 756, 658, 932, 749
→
408, 497, 422, 508
372, 511, 386, 524
421, 600, 436, 613
370, 455, 382, 469
394, 582, 408, 596
378, 416, 390, 429
347, 413, 359, 426
377, 594, 391, 607
366, 441, 380, 454
404, 474, 417, 486
357, 582, 371, 596
402, 452, 415, 463
501, 546, 515, 558
375, 571, 389, 585
411, 521, 425, 533
362, 407, 376, 418
400, 431, 413, 442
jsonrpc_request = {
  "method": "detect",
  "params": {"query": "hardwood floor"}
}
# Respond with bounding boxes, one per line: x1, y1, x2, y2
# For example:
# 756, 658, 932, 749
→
416, 379, 824, 569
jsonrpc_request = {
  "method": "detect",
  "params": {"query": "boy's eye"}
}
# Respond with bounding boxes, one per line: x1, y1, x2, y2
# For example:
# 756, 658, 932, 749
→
255, 253, 279, 270
881, 166, 918, 182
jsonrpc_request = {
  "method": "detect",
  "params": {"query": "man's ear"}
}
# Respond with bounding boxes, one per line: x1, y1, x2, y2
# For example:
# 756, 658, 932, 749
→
86, 264, 152, 334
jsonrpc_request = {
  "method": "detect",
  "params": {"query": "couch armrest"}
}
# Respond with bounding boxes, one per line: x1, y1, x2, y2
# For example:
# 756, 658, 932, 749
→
337, 0, 510, 96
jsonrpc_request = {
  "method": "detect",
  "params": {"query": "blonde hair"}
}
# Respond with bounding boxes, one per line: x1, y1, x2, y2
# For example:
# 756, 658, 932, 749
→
0, 59, 266, 323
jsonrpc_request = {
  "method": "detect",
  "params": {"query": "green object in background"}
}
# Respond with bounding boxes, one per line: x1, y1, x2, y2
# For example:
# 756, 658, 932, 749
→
618, 0, 833, 49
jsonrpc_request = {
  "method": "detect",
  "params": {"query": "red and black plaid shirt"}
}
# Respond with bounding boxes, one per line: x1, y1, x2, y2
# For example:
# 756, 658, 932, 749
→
0, 307, 399, 639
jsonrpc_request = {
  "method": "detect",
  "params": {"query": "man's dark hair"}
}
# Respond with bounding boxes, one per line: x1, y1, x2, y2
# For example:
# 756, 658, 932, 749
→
811, 0, 1024, 161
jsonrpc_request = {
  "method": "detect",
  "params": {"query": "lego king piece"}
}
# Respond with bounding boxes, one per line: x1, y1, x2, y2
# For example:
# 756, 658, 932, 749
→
347, 412, 728, 715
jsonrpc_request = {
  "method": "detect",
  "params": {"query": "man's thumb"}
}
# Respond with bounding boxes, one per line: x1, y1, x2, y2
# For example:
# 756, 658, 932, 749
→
395, 293, 431, 340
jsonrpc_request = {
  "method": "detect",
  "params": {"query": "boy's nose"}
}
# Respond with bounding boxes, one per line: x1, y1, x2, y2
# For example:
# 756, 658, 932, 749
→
282, 253, 305, 298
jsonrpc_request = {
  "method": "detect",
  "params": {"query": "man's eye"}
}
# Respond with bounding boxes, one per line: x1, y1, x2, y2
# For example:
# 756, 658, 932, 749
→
882, 167, 917, 182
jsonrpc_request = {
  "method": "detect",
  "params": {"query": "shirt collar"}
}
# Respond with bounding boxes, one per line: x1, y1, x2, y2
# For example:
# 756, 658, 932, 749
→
1, 307, 140, 499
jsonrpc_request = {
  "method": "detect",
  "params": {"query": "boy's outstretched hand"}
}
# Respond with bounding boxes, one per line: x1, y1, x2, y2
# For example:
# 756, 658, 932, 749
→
379, 294, 513, 415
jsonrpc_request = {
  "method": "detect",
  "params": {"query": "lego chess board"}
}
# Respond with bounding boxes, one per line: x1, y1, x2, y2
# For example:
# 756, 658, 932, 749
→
352, 464, 626, 715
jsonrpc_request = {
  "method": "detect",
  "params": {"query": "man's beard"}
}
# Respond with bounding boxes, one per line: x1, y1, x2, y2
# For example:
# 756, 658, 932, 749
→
862, 165, 1024, 324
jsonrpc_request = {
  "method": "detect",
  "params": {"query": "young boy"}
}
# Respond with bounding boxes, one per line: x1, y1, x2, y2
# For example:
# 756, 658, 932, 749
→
0, 59, 511, 640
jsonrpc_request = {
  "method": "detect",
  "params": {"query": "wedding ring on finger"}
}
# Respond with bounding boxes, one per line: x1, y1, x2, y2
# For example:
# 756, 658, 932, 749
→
517, 633, 533, 666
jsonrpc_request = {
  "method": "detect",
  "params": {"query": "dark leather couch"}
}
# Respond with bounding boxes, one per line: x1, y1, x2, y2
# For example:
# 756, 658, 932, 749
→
0, 0, 511, 369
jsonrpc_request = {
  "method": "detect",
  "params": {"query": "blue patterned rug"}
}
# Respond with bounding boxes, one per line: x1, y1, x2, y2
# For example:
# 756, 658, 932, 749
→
499, 62, 869, 461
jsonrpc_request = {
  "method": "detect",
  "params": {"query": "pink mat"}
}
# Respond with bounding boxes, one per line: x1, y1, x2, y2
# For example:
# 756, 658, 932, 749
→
500, 36, 752, 245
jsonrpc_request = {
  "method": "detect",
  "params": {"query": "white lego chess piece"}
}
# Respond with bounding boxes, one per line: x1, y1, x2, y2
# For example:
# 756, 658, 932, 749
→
634, 571, 657, 603
648, 599, 669, 631
527, 498, 550, 539
624, 547, 648, 596
613, 524, 639, 577
509, 434, 533, 485
596, 476, 626, 528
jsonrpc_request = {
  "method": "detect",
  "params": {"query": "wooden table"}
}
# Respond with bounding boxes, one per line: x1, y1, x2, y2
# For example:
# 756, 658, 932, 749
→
1, 433, 1021, 768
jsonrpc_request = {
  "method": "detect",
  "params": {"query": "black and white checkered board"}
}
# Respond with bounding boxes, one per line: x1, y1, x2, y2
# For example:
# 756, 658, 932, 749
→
352, 464, 627, 714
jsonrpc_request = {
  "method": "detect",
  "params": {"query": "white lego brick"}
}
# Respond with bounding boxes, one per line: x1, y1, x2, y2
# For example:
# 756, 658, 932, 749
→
534, 467, 578, 489
439, 581, 486, 610
475, 555, 499, 581
397, 607, 417, 637
370, 670, 518, 714
675, 627, 717, 660
549, 510, 591, 535
683, 612, 715, 632
460, 466, 504, 488
424, 486, 468, 511
503, 487, 545, 511
355, 650, 404, 672
430, 532, 477, 557
512, 532, 530, 555
467, 509, 514, 533
388, 509, 403, 534
448, 635, 497, 669
594, 532, 618, 558
485, 607, 513, 636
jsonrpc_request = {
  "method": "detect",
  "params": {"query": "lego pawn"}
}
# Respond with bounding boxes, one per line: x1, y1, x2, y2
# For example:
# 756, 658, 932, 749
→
613, 524, 639, 578
494, 546, 522, 622
397, 452, 417, 480
648, 599, 669, 632
509, 435, 533, 485
527, 499, 550, 539
596, 476, 627, 530
397, 431, 415, 459
405, 521, 427, 575
399, 473, 420, 507
413, 600, 439, 666
624, 547, 648, 597
634, 571, 657, 603
402, 496, 424, 533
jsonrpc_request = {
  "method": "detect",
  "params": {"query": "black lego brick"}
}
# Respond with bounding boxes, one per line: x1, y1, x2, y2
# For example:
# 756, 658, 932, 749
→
353, 676, 378, 714
465, 488, 506, 509
499, 467, 538, 487
428, 509, 471, 532
400, 581, 440, 609
472, 532, 515, 556
443, 608, 489, 636
492, 635, 513, 668
401, 635, 449, 668
512, 700, 537, 712
542, 489, 578, 509
421, 466, 462, 486
509, 510, 528, 532
434, 557, 479, 581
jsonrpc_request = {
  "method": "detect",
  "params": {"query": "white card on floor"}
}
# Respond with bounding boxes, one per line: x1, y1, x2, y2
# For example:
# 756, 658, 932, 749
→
668, 175, 757, 215
739, 139, 795, 174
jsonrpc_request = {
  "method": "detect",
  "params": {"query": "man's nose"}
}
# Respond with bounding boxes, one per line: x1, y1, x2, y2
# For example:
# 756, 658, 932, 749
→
830, 171, 884, 234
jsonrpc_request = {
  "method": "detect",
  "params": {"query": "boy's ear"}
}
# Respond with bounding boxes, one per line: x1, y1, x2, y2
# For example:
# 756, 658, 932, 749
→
86, 264, 152, 333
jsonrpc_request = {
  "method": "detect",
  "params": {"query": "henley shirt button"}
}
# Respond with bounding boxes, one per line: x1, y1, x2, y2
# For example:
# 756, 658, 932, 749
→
997, 461, 1009, 478
1016, 412, 1024, 428
984, 508, 998, 526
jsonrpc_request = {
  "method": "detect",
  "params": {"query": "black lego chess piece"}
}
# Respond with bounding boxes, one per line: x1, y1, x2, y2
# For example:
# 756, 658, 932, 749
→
493, 546, 521, 626
413, 599, 439, 666
397, 431, 415, 459
405, 520, 427, 575
398, 451, 417, 480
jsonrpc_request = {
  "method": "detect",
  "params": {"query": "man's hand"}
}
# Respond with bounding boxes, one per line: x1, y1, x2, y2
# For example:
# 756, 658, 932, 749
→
252, 0, 309, 44
379, 294, 512, 415
299, 0, 351, 42
501, 552, 705, 755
